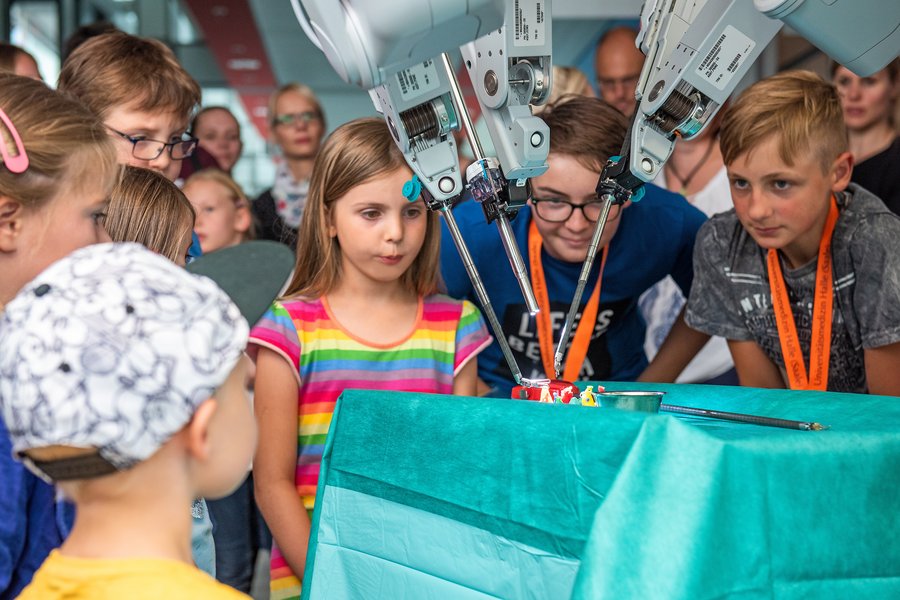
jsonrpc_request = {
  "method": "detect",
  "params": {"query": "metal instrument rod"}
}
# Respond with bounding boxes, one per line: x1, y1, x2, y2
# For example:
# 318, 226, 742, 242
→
441, 207, 526, 385
496, 214, 539, 315
660, 404, 829, 431
553, 195, 614, 376
441, 52, 485, 161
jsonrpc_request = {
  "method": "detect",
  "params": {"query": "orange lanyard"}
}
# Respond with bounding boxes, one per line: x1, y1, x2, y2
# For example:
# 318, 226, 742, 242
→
528, 220, 609, 381
766, 196, 839, 391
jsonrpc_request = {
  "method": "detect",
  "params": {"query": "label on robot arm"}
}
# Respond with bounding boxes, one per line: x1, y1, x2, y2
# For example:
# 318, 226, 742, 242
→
513, 0, 547, 47
694, 25, 756, 91
396, 60, 441, 102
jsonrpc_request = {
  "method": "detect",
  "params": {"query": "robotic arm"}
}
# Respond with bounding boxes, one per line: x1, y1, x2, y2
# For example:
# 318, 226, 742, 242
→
552, 0, 900, 377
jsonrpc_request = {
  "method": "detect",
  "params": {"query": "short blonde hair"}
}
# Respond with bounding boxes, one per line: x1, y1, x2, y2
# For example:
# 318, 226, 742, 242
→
105, 166, 195, 263
719, 70, 848, 172
183, 168, 256, 240
284, 118, 441, 299
58, 32, 200, 122
268, 82, 325, 129
0, 73, 119, 211
533, 66, 593, 115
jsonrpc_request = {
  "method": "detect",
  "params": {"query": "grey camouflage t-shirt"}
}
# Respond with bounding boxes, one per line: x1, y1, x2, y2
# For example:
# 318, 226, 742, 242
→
686, 184, 900, 393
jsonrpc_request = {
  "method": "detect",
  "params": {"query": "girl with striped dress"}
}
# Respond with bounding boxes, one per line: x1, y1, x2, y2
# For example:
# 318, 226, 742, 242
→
248, 118, 491, 600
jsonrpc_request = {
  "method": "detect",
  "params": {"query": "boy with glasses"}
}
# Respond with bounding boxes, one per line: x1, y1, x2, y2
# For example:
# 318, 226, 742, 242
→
58, 32, 201, 183
440, 96, 709, 396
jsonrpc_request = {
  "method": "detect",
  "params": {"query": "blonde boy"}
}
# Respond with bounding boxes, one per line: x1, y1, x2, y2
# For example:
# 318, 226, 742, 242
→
0, 242, 292, 599
686, 70, 900, 394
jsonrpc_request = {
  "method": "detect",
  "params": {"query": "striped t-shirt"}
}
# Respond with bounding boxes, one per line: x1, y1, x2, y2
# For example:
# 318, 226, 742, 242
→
248, 293, 490, 600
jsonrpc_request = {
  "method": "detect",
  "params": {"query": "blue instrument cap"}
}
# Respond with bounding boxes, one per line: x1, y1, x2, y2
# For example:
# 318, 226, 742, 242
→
631, 185, 646, 203
402, 174, 422, 201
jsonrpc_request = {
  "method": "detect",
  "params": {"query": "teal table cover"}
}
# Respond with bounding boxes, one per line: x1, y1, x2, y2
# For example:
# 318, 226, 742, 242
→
301, 384, 900, 599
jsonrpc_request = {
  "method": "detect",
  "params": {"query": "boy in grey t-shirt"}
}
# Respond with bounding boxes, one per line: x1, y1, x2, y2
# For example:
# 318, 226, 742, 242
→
685, 70, 900, 395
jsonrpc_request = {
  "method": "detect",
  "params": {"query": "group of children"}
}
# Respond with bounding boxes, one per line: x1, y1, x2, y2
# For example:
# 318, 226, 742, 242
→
1, 26, 900, 600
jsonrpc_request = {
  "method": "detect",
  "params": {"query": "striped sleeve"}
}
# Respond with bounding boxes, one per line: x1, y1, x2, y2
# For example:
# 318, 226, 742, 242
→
247, 301, 301, 377
453, 300, 491, 374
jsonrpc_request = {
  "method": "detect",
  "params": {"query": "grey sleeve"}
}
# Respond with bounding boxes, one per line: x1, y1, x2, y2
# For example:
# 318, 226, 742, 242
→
684, 220, 754, 341
850, 214, 900, 348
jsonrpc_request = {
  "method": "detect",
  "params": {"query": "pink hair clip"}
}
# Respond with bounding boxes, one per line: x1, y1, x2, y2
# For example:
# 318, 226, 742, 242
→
0, 108, 29, 174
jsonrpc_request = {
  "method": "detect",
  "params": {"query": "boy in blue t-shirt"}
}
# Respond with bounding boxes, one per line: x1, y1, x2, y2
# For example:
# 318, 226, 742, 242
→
440, 96, 709, 396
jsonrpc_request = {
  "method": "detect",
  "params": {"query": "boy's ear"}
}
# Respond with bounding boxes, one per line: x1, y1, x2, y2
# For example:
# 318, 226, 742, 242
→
0, 196, 25, 253
830, 151, 853, 193
185, 398, 218, 463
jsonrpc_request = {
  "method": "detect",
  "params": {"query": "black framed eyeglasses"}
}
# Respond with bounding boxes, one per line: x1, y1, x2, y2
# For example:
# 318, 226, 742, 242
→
531, 197, 621, 223
106, 127, 198, 161
272, 111, 319, 127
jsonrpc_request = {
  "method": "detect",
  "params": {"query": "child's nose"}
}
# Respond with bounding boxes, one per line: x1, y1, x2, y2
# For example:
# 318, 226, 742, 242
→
746, 191, 773, 220
384, 214, 404, 242
565, 205, 592, 232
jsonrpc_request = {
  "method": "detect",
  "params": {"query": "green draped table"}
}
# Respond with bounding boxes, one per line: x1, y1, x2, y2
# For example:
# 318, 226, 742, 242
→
300, 383, 900, 599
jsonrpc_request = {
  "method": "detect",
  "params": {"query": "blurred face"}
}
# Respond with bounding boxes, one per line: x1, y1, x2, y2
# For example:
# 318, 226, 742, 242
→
13, 52, 41, 80
727, 135, 852, 269
104, 104, 191, 181
530, 154, 624, 263
194, 108, 242, 172
327, 168, 427, 290
833, 66, 898, 132
594, 33, 644, 117
183, 178, 249, 253
197, 356, 257, 499
1, 171, 111, 306
271, 90, 324, 160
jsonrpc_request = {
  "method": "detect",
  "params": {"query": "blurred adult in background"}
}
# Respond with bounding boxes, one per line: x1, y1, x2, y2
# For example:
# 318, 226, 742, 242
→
639, 110, 737, 385
0, 43, 41, 79
532, 65, 594, 115
833, 58, 900, 215
253, 83, 326, 250
193, 106, 243, 174
593, 26, 644, 118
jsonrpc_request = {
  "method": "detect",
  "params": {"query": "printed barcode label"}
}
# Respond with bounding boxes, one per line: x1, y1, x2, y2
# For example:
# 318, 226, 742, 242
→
396, 59, 440, 102
695, 25, 755, 91
513, 0, 546, 47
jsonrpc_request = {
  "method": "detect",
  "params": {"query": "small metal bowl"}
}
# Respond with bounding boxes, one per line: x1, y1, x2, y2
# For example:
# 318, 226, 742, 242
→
597, 391, 665, 413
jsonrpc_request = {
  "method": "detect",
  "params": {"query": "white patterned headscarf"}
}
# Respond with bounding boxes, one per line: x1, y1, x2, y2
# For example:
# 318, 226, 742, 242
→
0, 243, 248, 481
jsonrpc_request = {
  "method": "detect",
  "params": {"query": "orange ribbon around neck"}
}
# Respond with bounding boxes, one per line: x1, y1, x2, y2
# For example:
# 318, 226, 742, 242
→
766, 195, 839, 391
528, 220, 609, 382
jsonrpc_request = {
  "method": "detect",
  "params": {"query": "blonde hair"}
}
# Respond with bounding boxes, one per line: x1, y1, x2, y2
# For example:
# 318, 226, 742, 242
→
58, 32, 200, 121
284, 118, 441, 298
719, 70, 848, 172
533, 66, 593, 114
268, 82, 325, 129
184, 168, 256, 240
105, 166, 195, 263
0, 73, 119, 211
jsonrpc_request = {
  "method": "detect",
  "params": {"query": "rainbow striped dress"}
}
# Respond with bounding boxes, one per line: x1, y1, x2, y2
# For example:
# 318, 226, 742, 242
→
248, 294, 491, 600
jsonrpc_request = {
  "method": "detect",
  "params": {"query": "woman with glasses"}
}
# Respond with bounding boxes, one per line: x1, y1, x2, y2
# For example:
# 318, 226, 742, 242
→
440, 96, 711, 397
253, 83, 326, 250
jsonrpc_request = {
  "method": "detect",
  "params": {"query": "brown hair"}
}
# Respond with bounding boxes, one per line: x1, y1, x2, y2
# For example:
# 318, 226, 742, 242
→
268, 82, 325, 129
58, 32, 200, 122
284, 118, 440, 298
540, 95, 629, 172
105, 166, 195, 263
0, 43, 32, 73
192, 106, 241, 135
720, 70, 848, 172
183, 168, 256, 240
0, 73, 119, 211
